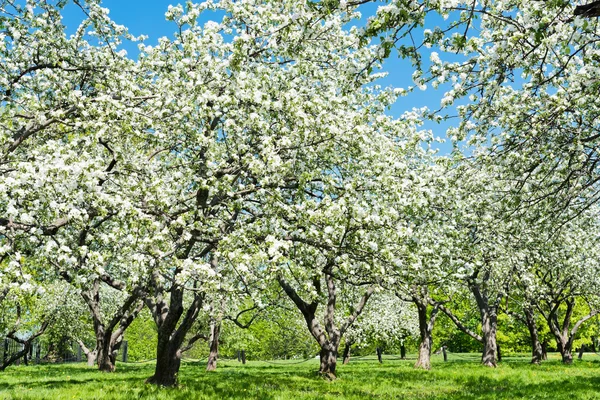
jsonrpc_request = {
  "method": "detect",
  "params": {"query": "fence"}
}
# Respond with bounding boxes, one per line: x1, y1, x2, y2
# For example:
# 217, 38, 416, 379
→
0, 337, 129, 366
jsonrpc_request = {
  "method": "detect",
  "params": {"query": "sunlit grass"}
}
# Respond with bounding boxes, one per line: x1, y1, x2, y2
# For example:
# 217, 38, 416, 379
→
1, 353, 600, 399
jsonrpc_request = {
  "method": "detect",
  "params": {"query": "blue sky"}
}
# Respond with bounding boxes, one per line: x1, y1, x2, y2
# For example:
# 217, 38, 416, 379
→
60, 0, 456, 154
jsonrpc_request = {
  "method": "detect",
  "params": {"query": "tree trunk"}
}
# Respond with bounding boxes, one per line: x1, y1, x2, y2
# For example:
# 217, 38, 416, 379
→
146, 340, 181, 387
80, 279, 143, 373
0, 345, 31, 372
562, 349, 573, 364
95, 330, 123, 372
145, 276, 205, 387
480, 308, 498, 367
342, 342, 352, 365
0, 322, 48, 372
561, 341, 573, 364
469, 280, 499, 368
97, 348, 116, 372
415, 336, 432, 370
277, 273, 373, 381
551, 333, 574, 364
545, 301, 598, 365
523, 306, 543, 364
578, 346, 584, 360
87, 351, 97, 367
319, 345, 337, 380
413, 299, 437, 370
96, 331, 114, 372
76, 339, 98, 367
376, 347, 383, 363
541, 341, 548, 360
206, 319, 220, 371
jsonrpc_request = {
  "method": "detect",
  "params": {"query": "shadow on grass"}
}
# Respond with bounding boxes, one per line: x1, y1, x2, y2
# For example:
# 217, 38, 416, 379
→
2, 358, 600, 399
438, 373, 600, 399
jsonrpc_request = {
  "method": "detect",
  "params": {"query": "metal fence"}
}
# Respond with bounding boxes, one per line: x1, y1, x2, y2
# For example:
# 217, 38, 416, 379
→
0, 337, 129, 366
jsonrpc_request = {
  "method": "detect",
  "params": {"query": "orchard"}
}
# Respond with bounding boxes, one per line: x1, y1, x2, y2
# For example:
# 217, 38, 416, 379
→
2, 0, 600, 397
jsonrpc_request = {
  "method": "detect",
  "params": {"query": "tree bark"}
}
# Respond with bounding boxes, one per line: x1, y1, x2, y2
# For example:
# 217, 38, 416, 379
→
146, 339, 182, 387
541, 299, 597, 365
96, 332, 123, 372
562, 346, 574, 364
206, 319, 220, 371
145, 269, 205, 387
413, 297, 439, 370
95, 330, 113, 372
439, 281, 500, 368
0, 321, 48, 372
400, 343, 406, 359
575, 1, 600, 18
79, 279, 144, 372
87, 350, 98, 367
480, 308, 498, 367
76, 339, 98, 367
469, 278, 500, 368
319, 345, 338, 380
277, 271, 373, 380
342, 341, 352, 365
497, 344, 502, 362
541, 341, 548, 360
523, 306, 544, 364
415, 336, 432, 369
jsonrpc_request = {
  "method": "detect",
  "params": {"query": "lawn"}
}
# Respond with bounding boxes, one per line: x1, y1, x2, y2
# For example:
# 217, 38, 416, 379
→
1, 353, 600, 399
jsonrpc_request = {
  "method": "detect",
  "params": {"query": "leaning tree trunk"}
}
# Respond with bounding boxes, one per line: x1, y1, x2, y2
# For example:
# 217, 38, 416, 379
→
206, 319, 221, 371
0, 321, 49, 372
523, 306, 544, 364
342, 341, 352, 365
76, 339, 98, 367
0, 346, 31, 372
86, 350, 98, 367
469, 279, 500, 368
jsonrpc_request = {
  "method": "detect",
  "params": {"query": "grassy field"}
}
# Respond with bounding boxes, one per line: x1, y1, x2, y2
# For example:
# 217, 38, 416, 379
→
1, 353, 600, 399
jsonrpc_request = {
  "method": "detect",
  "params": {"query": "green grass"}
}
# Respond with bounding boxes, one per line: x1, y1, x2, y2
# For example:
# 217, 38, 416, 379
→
2, 353, 600, 399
